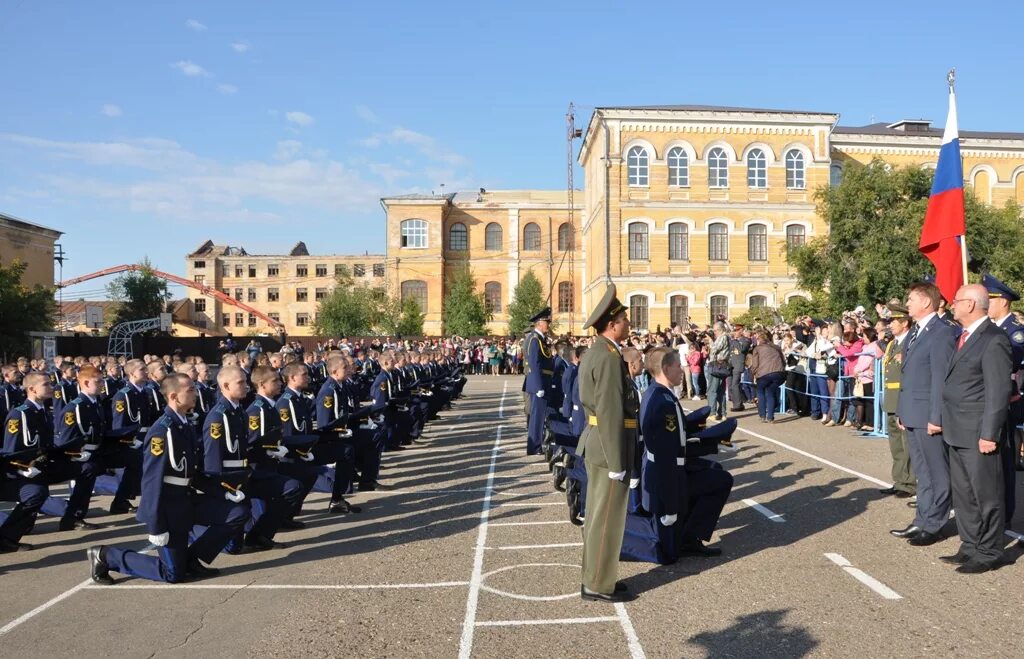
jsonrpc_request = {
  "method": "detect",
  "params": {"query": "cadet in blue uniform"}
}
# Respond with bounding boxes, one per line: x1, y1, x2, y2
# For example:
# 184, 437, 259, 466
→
982, 274, 1024, 519
88, 373, 249, 584
51, 363, 78, 432
1, 373, 52, 552
101, 359, 151, 515
640, 347, 733, 560
53, 365, 108, 530
312, 358, 363, 512
524, 308, 554, 456
1, 364, 26, 421
143, 361, 168, 422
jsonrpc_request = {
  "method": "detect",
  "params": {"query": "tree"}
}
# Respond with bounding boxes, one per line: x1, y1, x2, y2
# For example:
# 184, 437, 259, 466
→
396, 298, 424, 337
789, 159, 1024, 315
106, 258, 172, 327
507, 270, 546, 336
314, 266, 422, 337
442, 265, 491, 336
0, 260, 56, 359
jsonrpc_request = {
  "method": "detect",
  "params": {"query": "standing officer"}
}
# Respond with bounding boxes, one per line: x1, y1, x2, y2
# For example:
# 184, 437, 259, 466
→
728, 325, 752, 412
981, 273, 1024, 523
577, 285, 637, 603
878, 304, 916, 500
524, 308, 554, 456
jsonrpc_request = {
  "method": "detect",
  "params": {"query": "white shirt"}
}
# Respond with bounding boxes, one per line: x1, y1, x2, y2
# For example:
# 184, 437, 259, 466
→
992, 314, 1010, 328
959, 316, 987, 345
916, 312, 937, 332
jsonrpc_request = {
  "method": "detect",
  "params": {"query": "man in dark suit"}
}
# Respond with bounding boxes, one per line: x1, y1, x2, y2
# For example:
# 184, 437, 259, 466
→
940, 284, 1013, 573
891, 282, 957, 545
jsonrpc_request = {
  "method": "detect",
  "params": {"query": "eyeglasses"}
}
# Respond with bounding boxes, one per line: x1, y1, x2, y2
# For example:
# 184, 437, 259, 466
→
950, 298, 974, 306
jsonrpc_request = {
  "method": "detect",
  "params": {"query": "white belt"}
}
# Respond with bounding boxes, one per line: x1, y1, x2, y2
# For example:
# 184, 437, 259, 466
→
223, 459, 247, 468
645, 449, 685, 466
83, 443, 100, 452
163, 475, 190, 487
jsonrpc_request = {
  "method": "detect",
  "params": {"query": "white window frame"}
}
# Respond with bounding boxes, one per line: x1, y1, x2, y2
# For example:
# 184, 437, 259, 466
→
747, 149, 767, 189
667, 146, 689, 187
785, 150, 806, 190
707, 147, 729, 188
401, 219, 428, 249
627, 146, 649, 187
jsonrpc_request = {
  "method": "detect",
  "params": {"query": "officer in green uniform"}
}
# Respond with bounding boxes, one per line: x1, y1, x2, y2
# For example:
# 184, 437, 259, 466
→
578, 284, 638, 603
878, 304, 915, 499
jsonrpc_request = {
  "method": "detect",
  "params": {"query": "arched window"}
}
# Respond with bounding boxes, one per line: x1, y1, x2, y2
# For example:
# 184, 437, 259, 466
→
667, 146, 689, 187
708, 222, 729, 261
627, 146, 649, 187
749, 295, 768, 310
523, 222, 541, 251
630, 295, 649, 331
747, 223, 768, 262
400, 219, 428, 248
747, 149, 767, 188
830, 163, 843, 187
484, 281, 502, 313
400, 280, 427, 311
448, 222, 467, 251
485, 222, 503, 251
558, 282, 574, 313
786, 224, 806, 249
668, 223, 689, 261
670, 295, 689, 327
1015, 172, 1024, 204
557, 222, 574, 251
785, 150, 806, 189
707, 147, 729, 188
628, 222, 649, 260
709, 295, 729, 321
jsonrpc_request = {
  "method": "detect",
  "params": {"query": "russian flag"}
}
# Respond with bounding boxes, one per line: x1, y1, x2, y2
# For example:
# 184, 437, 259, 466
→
919, 88, 966, 303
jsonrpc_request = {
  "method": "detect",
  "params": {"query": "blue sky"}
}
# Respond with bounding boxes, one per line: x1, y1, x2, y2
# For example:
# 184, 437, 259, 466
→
2, 1, 1022, 299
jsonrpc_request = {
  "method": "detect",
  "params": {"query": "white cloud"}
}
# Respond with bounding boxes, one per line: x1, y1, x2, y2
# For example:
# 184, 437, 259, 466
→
217, 83, 239, 95
273, 140, 303, 161
360, 126, 467, 166
185, 19, 207, 32
285, 111, 314, 127
231, 41, 250, 53
101, 104, 122, 118
172, 60, 211, 77
354, 105, 380, 124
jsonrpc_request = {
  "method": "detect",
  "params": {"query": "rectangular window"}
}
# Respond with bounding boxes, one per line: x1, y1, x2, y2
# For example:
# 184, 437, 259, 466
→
247, 288, 257, 302
334, 264, 345, 276
234, 265, 243, 277
373, 263, 385, 277
193, 275, 205, 284
296, 313, 310, 327
221, 263, 230, 277
268, 288, 280, 302
296, 264, 308, 277
248, 265, 257, 278
222, 313, 230, 327
315, 287, 327, 301
234, 313, 243, 326
296, 288, 308, 302
268, 312, 280, 323
747, 226, 768, 262
248, 313, 256, 327
233, 288, 243, 300
194, 299, 207, 312
315, 264, 327, 277
193, 260, 206, 269
354, 264, 365, 277
268, 263, 279, 277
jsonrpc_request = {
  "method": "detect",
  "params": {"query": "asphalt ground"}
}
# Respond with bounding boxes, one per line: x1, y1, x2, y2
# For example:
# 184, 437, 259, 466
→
1, 375, 1022, 658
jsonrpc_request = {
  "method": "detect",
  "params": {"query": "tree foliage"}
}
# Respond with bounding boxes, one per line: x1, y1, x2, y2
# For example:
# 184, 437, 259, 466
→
0, 260, 56, 359
314, 266, 423, 337
507, 270, 546, 337
442, 265, 490, 336
789, 160, 1024, 315
105, 258, 172, 327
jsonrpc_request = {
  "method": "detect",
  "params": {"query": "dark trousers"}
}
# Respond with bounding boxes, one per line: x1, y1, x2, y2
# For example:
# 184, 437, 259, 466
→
527, 395, 546, 455
678, 460, 734, 543
308, 440, 355, 500
785, 371, 809, 416
906, 427, 951, 534
1001, 420, 1017, 523
46, 459, 101, 521
755, 372, 785, 421
886, 415, 915, 494
0, 478, 48, 543
245, 471, 305, 539
729, 365, 746, 409
100, 444, 143, 503
353, 426, 385, 486
948, 443, 1005, 564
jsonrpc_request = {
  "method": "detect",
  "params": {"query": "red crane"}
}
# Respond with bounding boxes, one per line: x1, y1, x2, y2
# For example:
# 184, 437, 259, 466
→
58, 264, 285, 330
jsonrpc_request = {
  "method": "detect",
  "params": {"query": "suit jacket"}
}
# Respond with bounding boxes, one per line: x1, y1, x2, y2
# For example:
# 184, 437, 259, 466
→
577, 336, 638, 473
941, 318, 1013, 448
895, 315, 956, 428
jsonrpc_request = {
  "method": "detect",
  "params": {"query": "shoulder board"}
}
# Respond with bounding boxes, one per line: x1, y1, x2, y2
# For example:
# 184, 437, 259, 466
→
117, 386, 132, 395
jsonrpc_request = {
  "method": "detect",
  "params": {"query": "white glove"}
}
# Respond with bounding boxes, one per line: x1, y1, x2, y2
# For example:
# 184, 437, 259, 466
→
573, 405, 579, 411
73, 450, 92, 462
535, 390, 545, 398
148, 532, 170, 547
224, 489, 246, 503
608, 470, 626, 481
265, 445, 288, 460
300, 451, 315, 462
18, 466, 42, 478
336, 429, 353, 439
629, 478, 640, 489
660, 514, 677, 527
129, 439, 143, 450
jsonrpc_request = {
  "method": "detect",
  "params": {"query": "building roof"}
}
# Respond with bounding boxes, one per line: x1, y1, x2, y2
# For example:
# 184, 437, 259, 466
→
0, 211, 63, 237
595, 103, 835, 115
188, 239, 382, 259
834, 121, 1024, 141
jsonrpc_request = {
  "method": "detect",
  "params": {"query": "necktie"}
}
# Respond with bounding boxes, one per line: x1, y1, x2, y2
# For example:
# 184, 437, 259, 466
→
905, 325, 919, 350
957, 331, 968, 351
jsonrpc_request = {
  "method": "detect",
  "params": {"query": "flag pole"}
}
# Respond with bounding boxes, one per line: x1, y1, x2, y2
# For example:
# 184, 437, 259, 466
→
948, 68, 969, 286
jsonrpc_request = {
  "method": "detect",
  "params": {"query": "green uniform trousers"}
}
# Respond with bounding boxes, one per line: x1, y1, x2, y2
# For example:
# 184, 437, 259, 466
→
887, 413, 915, 494
581, 460, 629, 595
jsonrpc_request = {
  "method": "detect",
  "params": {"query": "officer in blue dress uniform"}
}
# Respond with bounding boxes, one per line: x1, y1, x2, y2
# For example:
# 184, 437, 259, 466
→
524, 308, 554, 456
981, 273, 1024, 520
313, 358, 363, 512
639, 347, 733, 560
89, 373, 249, 584
1, 372, 51, 552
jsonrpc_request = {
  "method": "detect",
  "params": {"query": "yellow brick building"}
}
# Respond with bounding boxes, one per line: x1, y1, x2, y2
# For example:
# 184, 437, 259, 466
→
0, 211, 63, 289
381, 190, 583, 335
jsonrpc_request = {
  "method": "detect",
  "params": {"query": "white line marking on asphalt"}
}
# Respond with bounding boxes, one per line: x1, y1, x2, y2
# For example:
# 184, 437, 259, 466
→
458, 382, 507, 659
82, 581, 470, 590
615, 602, 647, 659
742, 498, 786, 522
491, 542, 583, 550
495, 502, 565, 507
498, 380, 507, 418
475, 616, 619, 627
489, 520, 574, 527
824, 553, 902, 600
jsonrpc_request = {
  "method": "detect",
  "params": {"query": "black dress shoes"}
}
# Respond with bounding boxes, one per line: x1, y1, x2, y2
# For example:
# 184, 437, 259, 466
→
109, 500, 138, 514
889, 525, 922, 538
956, 560, 994, 574
581, 585, 636, 603
187, 558, 221, 578
908, 530, 943, 546
614, 581, 627, 593
88, 546, 113, 585
679, 540, 722, 557
939, 552, 972, 565
894, 491, 913, 499
879, 486, 897, 495
280, 519, 306, 530
329, 498, 362, 514
0, 538, 33, 552
244, 535, 288, 551
59, 517, 101, 532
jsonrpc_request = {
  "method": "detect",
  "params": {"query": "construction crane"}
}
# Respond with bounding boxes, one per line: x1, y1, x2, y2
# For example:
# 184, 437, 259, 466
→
57, 263, 285, 330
